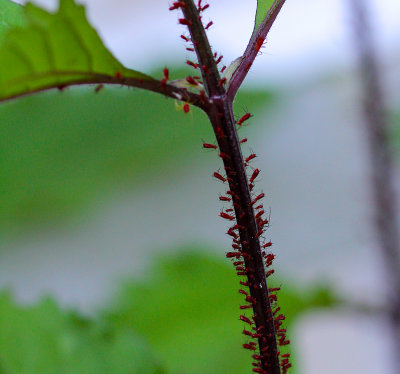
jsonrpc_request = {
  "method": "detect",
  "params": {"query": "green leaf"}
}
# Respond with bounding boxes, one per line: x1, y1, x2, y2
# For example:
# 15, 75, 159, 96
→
253, 0, 275, 36
0, 0, 153, 102
0, 0, 25, 41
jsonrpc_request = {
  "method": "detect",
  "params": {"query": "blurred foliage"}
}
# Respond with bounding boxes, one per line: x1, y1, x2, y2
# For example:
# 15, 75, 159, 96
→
0, 293, 166, 374
0, 67, 273, 236
0, 248, 340, 374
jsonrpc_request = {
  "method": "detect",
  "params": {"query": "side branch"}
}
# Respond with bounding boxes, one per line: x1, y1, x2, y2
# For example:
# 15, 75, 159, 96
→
226, 0, 286, 101
0, 73, 208, 110
180, 0, 224, 97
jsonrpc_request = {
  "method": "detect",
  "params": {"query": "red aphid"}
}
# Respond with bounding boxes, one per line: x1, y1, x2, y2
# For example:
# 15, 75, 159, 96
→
240, 305, 252, 310
161, 68, 169, 88
250, 168, 260, 183
240, 315, 253, 325
163, 67, 169, 80
202, 64, 210, 74
186, 76, 198, 85
200, 90, 207, 103
243, 344, 257, 351
186, 47, 195, 52
266, 269, 275, 277
169, 1, 186, 10
240, 138, 248, 144
255, 210, 264, 219
214, 172, 227, 183
256, 229, 264, 237
219, 196, 231, 202
240, 281, 252, 287
219, 152, 229, 160
115, 71, 122, 79
237, 113, 252, 126
226, 251, 241, 259
183, 103, 190, 114
245, 153, 257, 163
215, 55, 223, 64
238, 289, 248, 296
273, 307, 281, 316
186, 60, 199, 69
246, 295, 256, 304
205, 21, 213, 29
243, 329, 253, 336
262, 241, 272, 248
221, 65, 227, 73
250, 193, 265, 206
203, 143, 217, 149
234, 261, 244, 266
265, 253, 275, 264
256, 36, 265, 51
256, 325, 265, 333
218, 77, 227, 87
269, 294, 278, 302
181, 34, 190, 42
275, 314, 286, 321
216, 127, 224, 138
227, 228, 238, 239
200, 4, 209, 11
179, 18, 192, 27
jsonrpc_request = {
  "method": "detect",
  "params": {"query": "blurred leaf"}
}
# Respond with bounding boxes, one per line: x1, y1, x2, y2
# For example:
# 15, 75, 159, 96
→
0, 0, 152, 102
0, 76, 273, 236
0, 293, 166, 374
105, 248, 340, 374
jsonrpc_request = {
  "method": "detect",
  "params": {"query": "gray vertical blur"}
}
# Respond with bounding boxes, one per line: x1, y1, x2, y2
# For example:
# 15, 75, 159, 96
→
348, 0, 400, 371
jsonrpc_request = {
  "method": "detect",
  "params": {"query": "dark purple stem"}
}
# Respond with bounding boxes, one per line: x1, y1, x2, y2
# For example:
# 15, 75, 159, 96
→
178, 0, 287, 373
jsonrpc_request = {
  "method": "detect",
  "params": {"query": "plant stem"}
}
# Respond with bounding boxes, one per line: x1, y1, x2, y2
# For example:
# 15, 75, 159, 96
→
180, 0, 223, 97
226, 0, 286, 102
206, 98, 281, 374
178, 1, 285, 372
348, 0, 400, 370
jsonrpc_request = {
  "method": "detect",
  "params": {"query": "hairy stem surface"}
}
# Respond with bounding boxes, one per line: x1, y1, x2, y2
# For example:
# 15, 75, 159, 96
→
206, 99, 281, 373
177, 0, 286, 372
